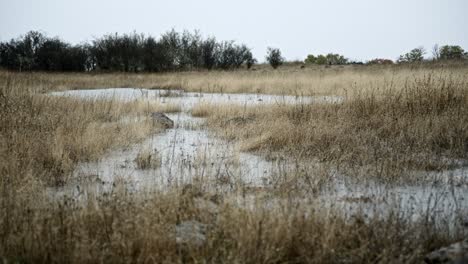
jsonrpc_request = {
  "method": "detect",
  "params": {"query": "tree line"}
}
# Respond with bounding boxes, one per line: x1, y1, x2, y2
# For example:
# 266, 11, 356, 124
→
396, 45, 467, 63
303, 45, 467, 66
1, 30, 467, 71
0, 30, 256, 72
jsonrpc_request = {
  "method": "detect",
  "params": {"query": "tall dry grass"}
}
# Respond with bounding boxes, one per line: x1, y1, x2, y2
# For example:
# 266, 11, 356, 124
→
0, 73, 173, 186
2, 63, 467, 96
1, 187, 456, 263
197, 74, 468, 182
0, 67, 467, 263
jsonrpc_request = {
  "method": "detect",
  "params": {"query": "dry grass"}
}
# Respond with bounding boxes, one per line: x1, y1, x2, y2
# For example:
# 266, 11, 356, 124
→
191, 102, 219, 117
3, 63, 467, 97
1, 66, 467, 263
1, 186, 456, 263
135, 147, 162, 169
196, 74, 468, 182
0, 178, 448, 264
0, 74, 169, 185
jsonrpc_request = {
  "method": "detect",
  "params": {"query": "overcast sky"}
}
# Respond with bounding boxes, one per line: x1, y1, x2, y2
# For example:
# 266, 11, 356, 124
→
1, 0, 467, 62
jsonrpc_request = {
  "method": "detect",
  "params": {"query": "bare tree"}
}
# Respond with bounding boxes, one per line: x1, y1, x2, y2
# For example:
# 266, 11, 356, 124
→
432, 44, 440, 61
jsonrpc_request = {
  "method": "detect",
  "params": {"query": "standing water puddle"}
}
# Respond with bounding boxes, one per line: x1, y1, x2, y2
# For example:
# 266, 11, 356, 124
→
49, 89, 318, 198
63, 112, 274, 193
50, 88, 468, 224
50, 88, 341, 110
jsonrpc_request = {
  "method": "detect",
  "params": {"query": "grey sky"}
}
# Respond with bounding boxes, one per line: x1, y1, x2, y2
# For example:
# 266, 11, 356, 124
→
1, 0, 467, 62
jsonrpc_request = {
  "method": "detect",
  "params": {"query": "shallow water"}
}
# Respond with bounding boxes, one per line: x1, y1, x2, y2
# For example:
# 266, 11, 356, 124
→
322, 174, 468, 224
49, 88, 328, 195
49, 88, 468, 226
50, 88, 342, 111
67, 113, 273, 189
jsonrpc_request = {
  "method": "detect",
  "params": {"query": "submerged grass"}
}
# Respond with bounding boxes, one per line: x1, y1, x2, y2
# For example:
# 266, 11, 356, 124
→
0, 66, 467, 263
135, 147, 162, 169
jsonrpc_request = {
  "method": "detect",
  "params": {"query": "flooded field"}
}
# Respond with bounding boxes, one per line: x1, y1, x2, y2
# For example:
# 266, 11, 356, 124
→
3, 66, 468, 262
50, 88, 342, 109
48, 89, 310, 197
50, 88, 468, 228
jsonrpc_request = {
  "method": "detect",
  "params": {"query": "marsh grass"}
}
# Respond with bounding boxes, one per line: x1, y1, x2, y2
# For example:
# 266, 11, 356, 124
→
0, 74, 168, 186
191, 102, 219, 117
1, 184, 457, 264
3, 63, 467, 96
135, 147, 162, 169
1, 66, 467, 263
196, 74, 468, 182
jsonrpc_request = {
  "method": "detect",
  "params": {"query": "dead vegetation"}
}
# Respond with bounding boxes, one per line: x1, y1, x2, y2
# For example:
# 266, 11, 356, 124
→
135, 147, 162, 169
0, 186, 457, 263
0, 65, 467, 263
197, 73, 468, 182
3, 63, 467, 97
0, 73, 169, 185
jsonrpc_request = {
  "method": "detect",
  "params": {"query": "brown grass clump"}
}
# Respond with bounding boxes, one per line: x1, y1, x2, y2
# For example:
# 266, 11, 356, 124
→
135, 148, 162, 169
191, 102, 221, 117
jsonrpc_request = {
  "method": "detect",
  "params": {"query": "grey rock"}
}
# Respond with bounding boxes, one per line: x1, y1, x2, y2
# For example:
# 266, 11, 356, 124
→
150, 112, 174, 128
176, 220, 207, 247
425, 238, 468, 264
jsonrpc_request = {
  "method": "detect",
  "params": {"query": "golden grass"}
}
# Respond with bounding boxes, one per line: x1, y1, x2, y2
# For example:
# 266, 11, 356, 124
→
3, 63, 467, 97
191, 102, 219, 117
0, 75, 170, 185
1, 66, 467, 263
135, 147, 162, 169
195, 74, 468, 182
1, 184, 456, 263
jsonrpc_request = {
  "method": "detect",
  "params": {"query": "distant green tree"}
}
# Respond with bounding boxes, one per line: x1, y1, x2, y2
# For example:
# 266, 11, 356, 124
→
245, 51, 257, 69
1, 30, 256, 72
439, 45, 465, 60
201, 37, 217, 70
305, 53, 348, 65
35, 38, 69, 71
315, 54, 327, 65
0, 31, 46, 71
325, 53, 348, 65
142, 36, 171, 72
266, 47, 284, 69
304, 54, 316, 64
398, 47, 425, 63
216, 41, 252, 70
